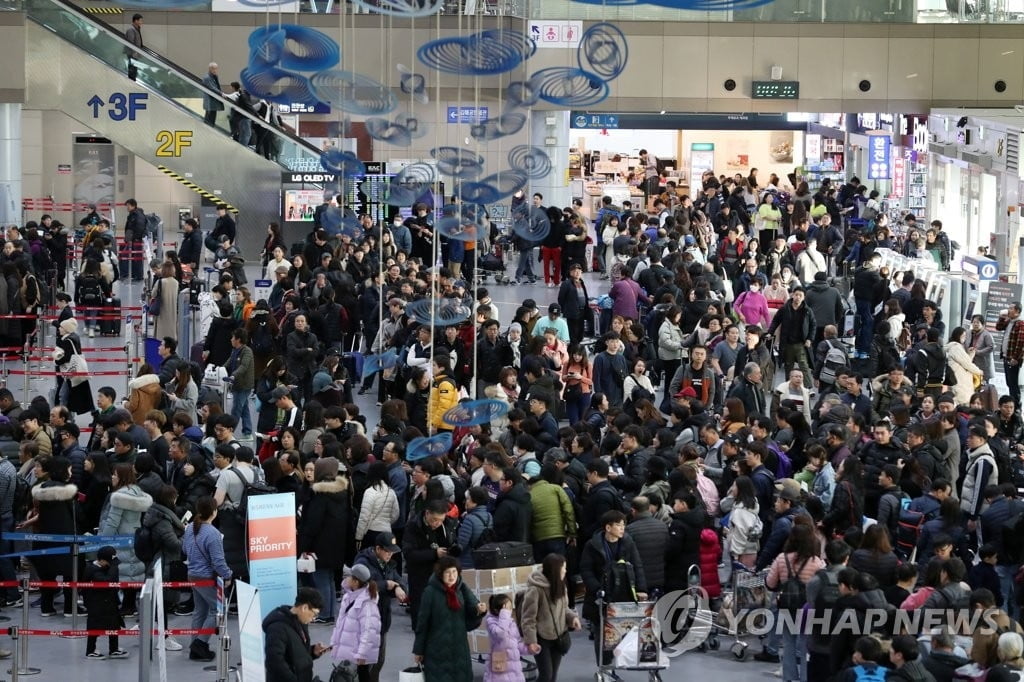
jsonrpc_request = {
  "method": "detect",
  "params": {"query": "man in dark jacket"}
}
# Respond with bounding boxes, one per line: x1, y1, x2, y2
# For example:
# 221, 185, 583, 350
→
581, 460, 622, 540
557, 261, 591, 346
178, 218, 203, 271
664, 490, 705, 591
922, 629, 970, 682
908, 328, 948, 398
475, 319, 512, 396
402, 500, 457, 624
727, 361, 766, 418
205, 204, 236, 254
610, 426, 652, 497
767, 287, 817, 385
860, 421, 904, 519
805, 272, 845, 345
156, 337, 186, 388
262, 587, 327, 682
354, 533, 407, 682
122, 198, 146, 281
492, 468, 532, 543
755, 479, 806, 571
627, 495, 668, 594
579, 510, 647, 623
852, 253, 883, 359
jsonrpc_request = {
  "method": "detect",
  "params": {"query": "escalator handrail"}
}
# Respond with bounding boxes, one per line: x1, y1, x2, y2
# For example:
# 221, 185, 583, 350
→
27, 0, 325, 160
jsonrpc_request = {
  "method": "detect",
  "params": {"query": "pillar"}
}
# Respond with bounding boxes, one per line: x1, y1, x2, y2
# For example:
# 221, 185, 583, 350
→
530, 110, 570, 208
0, 104, 21, 225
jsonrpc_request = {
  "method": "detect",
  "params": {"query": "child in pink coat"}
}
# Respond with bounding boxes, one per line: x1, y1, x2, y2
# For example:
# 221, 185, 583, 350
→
485, 594, 531, 682
329, 564, 381, 677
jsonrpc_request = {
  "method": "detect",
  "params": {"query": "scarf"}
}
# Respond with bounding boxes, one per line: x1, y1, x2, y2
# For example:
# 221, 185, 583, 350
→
444, 583, 461, 611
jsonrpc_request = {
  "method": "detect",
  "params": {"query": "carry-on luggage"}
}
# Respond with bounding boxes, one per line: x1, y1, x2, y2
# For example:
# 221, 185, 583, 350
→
471, 541, 534, 569
99, 297, 121, 336
190, 341, 205, 365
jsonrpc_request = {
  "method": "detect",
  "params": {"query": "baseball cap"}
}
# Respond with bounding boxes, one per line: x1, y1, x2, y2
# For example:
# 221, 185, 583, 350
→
388, 297, 406, 308
97, 546, 119, 562
674, 386, 698, 399
775, 478, 802, 502
269, 386, 291, 402
684, 235, 695, 246
348, 563, 372, 583
549, 304, 562, 316
219, 233, 231, 243
723, 433, 745, 448
375, 531, 401, 553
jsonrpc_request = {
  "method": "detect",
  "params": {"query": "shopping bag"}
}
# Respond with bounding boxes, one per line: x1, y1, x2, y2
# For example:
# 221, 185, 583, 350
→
399, 666, 425, 682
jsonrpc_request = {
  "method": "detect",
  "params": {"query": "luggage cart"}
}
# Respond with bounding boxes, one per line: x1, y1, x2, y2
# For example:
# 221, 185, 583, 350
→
712, 562, 770, 661
596, 595, 667, 682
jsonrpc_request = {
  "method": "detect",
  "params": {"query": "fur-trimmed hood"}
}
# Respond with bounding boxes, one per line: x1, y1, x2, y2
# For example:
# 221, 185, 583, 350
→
312, 477, 348, 494
31, 482, 78, 502
128, 374, 161, 391
110, 485, 154, 512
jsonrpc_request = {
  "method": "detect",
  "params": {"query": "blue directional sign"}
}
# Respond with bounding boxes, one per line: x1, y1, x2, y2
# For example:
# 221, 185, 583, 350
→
570, 113, 619, 129
963, 256, 1000, 281
867, 135, 891, 180
446, 106, 489, 124
88, 93, 148, 121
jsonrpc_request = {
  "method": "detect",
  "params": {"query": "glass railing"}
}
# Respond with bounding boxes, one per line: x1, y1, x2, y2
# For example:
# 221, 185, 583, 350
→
25, 0, 324, 172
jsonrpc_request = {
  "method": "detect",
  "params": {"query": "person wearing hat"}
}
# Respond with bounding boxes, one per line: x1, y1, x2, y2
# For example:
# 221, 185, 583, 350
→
298, 456, 349, 624
557, 261, 591, 346
530, 303, 570, 344
205, 203, 236, 257
83, 545, 127, 659
18, 411, 51, 457
353, 531, 405, 682
754, 478, 806, 572
329, 562, 382, 676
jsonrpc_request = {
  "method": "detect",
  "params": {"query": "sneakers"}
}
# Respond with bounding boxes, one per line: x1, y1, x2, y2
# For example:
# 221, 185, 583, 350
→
109, 649, 129, 659
189, 641, 215, 662
312, 616, 335, 625
88, 328, 95, 338
120, 607, 137, 618
4, 597, 22, 608
65, 608, 88, 618
164, 637, 184, 651
754, 651, 781, 663
40, 610, 57, 618
86, 652, 105, 660
173, 603, 195, 616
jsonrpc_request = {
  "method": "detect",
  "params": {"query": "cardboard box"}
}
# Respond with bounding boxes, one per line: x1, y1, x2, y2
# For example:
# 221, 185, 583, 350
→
468, 629, 490, 655
463, 564, 540, 595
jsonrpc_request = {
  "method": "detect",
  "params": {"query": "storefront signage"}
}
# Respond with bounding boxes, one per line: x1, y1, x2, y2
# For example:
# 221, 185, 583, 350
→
868, 135, 891, 180
963, 256, 1000, 281
277, 102, 330, 115
892, 157, 905, 198
571, 113, 619, 129
858, 114, 879, 131
447, 107, 489, 124
285, 172, 337, 183
805, 134, 821, 163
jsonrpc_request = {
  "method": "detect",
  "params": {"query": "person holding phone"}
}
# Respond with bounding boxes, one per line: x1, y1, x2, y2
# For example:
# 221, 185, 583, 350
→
182, 495, 233, 662
263, 587, 329, 681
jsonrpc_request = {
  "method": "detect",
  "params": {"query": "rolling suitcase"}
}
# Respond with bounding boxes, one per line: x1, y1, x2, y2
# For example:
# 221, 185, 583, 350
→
100, 297, 121, 336
190, 341, 205, 365
471, 541, 534, 569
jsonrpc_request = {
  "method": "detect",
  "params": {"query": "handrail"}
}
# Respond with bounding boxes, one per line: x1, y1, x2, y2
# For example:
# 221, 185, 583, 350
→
25, 0, 325, 162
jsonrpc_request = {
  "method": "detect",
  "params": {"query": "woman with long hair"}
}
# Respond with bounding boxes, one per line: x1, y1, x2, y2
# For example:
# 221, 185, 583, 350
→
28, 457, 80, 617
518, 554, 582, 682
298, 457, 349, 624
720, 397, 747, 435
404, 366, 432, 435
260, 222, 285, 270
98, 463, 153, 616
176, 452, 216, 517
581, 393, 608, 436
561, 344, 592, 426
182, 496, 232, 661
232, 286, 255, 323
288, 253, 313, 294
355, 461, 400, 551
726, 476, 761, 567
765, 524, 825, 682
850, 523, 900, 588
945, 326, 984, 406
167, 364, 198, 424
152, 262, 180, 342
80, 452, 112, 532
823, 456, 864, 538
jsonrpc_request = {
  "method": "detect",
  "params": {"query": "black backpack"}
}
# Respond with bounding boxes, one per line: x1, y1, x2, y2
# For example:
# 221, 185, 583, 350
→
12, 474, 31, 521
250, 323, 275, 355
134, 520, 157, 565
605, 558, 638, 602
78, 275, 104, 306
810, 568, 841, 649
226, 466, 277, 521
776, 555, 810, 612
1003, 502, 1024, 564
472, 516, 496, 550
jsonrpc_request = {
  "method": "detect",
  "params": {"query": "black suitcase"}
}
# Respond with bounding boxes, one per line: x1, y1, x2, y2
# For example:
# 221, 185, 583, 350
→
100, 297, 121, 336
471, 541, 533, 569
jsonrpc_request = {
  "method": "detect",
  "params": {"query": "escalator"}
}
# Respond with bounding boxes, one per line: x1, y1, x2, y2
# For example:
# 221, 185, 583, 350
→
22, 0, 326, 235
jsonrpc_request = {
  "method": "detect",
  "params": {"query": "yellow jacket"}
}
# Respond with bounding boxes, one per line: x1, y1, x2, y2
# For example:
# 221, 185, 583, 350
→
429, 372, 458, 431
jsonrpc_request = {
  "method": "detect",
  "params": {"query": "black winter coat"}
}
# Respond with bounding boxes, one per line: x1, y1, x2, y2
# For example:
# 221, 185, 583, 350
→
83, 560, 122, 629
297, 477, 349, 571
403, 512, 458, 618
263, 605, 320, 682
142, 502, 184, 579
204, 316, 239, 368
627, 514, 668, 591
579, 531, 647, 621
665, 508, 705, 591
492, 482, 532, 543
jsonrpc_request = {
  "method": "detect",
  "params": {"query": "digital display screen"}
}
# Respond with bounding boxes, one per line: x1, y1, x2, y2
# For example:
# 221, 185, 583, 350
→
751, 81, 800, 99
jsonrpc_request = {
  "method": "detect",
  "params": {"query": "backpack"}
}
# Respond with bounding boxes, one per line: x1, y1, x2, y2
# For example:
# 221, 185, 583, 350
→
250, 323, 274, 355
819, 340, 849, 385
605, 558, 638, 602
1002, 502, 1024, 564
145, 213, 163, 241
134, 521, 157, 565
776, 555, 810, 612
994, 446, 1015, 487
472, 515, 496, 550
895, 507, 932, 560
78, 275, 104, 306
935, 585, 969, 610
851, 664, 887, 682
12, 474, 31, 521
810, 568, 842, 649
225, 466, 277, 520
600, 486, 631, 516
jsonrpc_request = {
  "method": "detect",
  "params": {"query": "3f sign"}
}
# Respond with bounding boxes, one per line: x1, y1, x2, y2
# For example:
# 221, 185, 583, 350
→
155, 130, 192, 157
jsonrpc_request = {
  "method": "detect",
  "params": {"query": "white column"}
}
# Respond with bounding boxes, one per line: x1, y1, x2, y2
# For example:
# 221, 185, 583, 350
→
529, 109, 570, 208
0, 104, 21, 225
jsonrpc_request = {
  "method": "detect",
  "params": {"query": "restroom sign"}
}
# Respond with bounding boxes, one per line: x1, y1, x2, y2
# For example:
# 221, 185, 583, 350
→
529, 21, 582, 48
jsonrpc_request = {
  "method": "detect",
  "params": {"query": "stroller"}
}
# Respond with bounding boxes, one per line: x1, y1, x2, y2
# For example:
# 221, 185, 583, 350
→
478, 235, 511, 284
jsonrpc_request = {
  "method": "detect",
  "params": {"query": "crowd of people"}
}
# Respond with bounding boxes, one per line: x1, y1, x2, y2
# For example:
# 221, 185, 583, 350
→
0, 167, 1018, 682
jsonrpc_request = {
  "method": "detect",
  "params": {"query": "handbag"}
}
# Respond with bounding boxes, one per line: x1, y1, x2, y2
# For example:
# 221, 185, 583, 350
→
489, 650, 508, 674
548, 598, 571, 655
149, 280, 163, 316
329, 662, 358, 682
398, 666, 425, 682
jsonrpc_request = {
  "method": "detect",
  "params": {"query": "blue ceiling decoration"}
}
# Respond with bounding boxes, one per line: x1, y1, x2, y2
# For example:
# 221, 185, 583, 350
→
431, 147, 486, 179
365, 117, 416, 147
385, 163, 437, 207
310, 70, 397, 116
361, 350, 399, 380
570, 0, 771, 7
443, 399, 510, 427
530, 67, 610, 106
455, 170, 529, 204
508, 145, 553, 180
504, 80, 541, 108
240, 67, 319, 105
404, 298, 472, 326
469, 110, 528, 142
247, 25, 340, 72
510, 205, 551, 243
417, 29, 536, 75
406, 432, 454, 461
577, 22, 629, 81
320, 149, 366, 177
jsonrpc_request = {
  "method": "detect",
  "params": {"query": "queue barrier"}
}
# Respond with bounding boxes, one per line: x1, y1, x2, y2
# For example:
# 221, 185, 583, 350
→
17, 627, 216, 637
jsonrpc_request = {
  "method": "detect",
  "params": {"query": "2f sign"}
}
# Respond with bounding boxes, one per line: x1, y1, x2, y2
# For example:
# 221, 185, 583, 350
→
155, 130, 192, 157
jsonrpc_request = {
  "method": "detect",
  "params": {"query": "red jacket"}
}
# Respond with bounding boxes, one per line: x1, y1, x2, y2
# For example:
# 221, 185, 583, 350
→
698, 528, 722, 599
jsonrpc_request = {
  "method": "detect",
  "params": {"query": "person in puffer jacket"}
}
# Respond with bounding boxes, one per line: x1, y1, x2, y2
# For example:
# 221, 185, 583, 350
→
329, 563, 381, 678
699, 527, 722, 600
484, 593, 531, 682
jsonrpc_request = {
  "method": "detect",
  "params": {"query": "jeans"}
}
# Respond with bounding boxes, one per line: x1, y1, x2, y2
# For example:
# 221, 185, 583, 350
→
535, 637, 565, 682
191, 582, 218, 644
781, 626, 806, 682
565, 391, 591, 427
997, 564, 1018, 620
763, 605, 780, 655
312, 568, 336, 619
855, 298, 874, 354
540, 246, 562, 284
515, 247, 536, 282
533, 538, 567, 565
237, 118, 251, 147
229, 389, 253, 435
1008, 361, 1022, 407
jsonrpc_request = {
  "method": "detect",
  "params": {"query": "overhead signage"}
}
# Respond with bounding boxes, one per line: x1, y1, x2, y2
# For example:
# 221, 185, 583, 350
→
751, 81, 800, 99
87, 92, 148, 121
446, 106, 489, 124
571, 113, 619, 129
867, 135, 891, 180
285, 172, 337, 183
528, 20, 582, 48
277, 102, 330, 115
155, 130, 193, 158
892, 157, 905, 198
963, 256, 1000, 281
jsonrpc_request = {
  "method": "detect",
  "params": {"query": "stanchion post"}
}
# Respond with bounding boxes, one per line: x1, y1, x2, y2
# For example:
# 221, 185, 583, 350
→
9, 626, 17, 682
217, 630, 230, 682
15, 577, 38, 676
20, 342, 26, 399
70, 543, 79, 633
